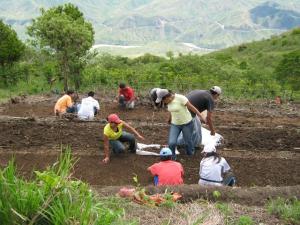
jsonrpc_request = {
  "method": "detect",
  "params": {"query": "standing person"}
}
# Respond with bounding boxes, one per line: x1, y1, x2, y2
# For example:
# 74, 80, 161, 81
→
147, 147, 184, 186
77, 91, 100, 120
199, 145, 235, 186
187, 86, 222, 136
117, 83, 135, 109
102, 114, 145, 164
149, 88, 168, 109
54, 90, 76, 116
156, 90, 205, 159
177, 86, 222, 147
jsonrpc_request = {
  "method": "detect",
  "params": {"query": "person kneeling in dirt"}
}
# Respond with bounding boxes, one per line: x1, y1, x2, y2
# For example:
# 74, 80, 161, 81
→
54, 90, 77, 116
117, 83, 135, 109
199, 145, 236, 186
102, 114, 145, 164
147, 147, 184, 186
77, 91, 100, 120
149, 88, 168, 109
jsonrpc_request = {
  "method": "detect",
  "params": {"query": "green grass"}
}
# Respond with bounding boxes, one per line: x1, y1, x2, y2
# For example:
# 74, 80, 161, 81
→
267, 197, 300, 224
0, 147, 133, 225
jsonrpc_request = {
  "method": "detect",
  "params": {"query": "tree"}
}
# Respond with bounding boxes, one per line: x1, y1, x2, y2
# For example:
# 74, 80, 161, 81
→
27, 3, 94, 91
0, 20, 25, 86
275, 50, 300, 93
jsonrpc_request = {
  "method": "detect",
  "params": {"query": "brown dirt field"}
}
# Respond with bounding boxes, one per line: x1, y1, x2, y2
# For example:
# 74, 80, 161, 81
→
0, 94, 300, 206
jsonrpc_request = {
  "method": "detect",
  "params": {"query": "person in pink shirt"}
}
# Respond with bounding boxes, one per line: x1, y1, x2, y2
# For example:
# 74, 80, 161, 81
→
117, 83, 135, 109
147, 148, 184, 186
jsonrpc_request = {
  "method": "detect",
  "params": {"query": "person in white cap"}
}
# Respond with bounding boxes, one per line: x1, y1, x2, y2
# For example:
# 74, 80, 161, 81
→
149, 88, 168, 109
187, 86, 221, 136
198, 144, 235, 186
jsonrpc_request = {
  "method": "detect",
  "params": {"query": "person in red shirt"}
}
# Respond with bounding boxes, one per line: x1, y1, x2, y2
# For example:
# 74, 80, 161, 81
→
147, 148, 184, 186
117, 83, 135, 109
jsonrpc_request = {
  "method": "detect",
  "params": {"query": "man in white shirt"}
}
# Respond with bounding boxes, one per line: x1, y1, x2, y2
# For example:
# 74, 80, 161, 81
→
77, 91, 100, 120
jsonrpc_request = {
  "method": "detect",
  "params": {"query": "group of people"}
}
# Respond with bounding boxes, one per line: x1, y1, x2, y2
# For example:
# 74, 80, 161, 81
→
53, 83, 235, 187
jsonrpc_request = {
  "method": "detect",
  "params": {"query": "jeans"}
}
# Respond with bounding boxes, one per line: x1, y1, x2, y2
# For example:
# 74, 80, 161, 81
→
177, 116, 202, 148
66, 105, 78, 113
119, 95, 135, 109
109, 131, 137, 153
168, 120, 194, 158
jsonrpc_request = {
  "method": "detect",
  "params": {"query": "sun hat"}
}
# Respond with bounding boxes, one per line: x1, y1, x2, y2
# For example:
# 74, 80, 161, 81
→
155, 89, 169, 103
210, 86, 222, 95
160, 147, 173, 156
107, 114, 121, 124
201, 144, 216, 153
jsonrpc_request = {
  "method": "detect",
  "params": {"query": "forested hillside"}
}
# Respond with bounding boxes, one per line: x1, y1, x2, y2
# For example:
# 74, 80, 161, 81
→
0, 3, 299, 100
1, 0, 300, 54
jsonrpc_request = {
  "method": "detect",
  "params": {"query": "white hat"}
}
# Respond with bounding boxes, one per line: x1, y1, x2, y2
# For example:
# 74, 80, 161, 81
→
210, 86, 222, 95
201, 144, 216, 153
155, 89, 169, 103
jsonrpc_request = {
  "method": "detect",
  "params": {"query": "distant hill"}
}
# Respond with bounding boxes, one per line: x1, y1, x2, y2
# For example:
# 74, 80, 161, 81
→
1, 0, 300, 55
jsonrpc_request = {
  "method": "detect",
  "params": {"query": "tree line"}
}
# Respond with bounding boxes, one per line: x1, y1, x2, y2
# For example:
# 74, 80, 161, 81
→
0, 3, 299, 99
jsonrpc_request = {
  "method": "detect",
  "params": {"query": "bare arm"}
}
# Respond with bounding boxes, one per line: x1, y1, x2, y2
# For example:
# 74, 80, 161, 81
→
167, 112, 171, 124
102, 135, 110, 164
206, 111, 215, 135
122, 121, 145, 140
185, 101, 206, 123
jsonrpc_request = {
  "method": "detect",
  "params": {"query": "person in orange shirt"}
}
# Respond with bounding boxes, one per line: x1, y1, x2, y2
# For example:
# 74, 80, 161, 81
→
54, 90, 76, 116
148, 148, 184, 186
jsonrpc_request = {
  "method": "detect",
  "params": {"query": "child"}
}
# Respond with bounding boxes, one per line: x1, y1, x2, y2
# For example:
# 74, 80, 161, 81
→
199, 145, 235, 186
147, 148, 184, 186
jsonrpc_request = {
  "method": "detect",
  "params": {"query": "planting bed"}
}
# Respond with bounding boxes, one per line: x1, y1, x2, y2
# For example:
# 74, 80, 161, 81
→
0, 94, 299, 189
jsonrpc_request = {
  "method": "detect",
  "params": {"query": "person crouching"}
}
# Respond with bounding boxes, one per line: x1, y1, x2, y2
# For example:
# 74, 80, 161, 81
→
199, 145, 236, 186
102, 114, 145, 164
148, 148, 184, 186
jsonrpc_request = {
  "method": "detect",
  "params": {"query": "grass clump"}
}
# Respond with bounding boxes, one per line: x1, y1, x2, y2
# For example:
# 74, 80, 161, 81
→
0, 147, 129, 225
235, 215, 254, 225
267, 197, 300, 224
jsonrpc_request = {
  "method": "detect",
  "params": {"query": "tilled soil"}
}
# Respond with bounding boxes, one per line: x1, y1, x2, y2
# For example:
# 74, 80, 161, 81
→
0, 94, 299, 189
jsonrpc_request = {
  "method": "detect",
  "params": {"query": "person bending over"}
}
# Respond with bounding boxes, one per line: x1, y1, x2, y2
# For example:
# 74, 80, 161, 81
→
156, 90, 205, 159
148, 148, 184, 186
149, 88, 168, 109
102, 114, 144, 164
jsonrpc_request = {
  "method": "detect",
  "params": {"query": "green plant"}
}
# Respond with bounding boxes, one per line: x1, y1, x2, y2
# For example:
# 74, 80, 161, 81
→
216, 202, 232, 225
236, 215, 254, 225
0, 147, 130, 224
267, 197, 300, 224
213, 190, 221, 199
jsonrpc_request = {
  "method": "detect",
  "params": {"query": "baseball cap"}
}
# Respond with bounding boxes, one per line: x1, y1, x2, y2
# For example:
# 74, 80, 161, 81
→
210, 86, 222, 95
160, 147, 173, 156
201, 144, 216, 153
155, 89, 169, 103
107, 114, 121, 124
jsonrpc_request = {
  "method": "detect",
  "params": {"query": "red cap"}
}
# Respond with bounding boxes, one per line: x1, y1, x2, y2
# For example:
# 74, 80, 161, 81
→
107, 114, 121, 124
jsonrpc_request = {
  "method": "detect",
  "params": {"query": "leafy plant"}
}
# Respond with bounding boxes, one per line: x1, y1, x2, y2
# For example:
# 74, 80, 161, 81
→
267, 197, 300, 224
236, 215, 254, 225
0, 147, 129, 225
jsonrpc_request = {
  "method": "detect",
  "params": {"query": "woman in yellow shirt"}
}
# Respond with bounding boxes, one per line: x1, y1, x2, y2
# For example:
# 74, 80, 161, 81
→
102, 114, 145, 164
156, 90, 205, 159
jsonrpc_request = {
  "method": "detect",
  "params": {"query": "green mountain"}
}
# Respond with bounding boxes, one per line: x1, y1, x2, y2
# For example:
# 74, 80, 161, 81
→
1, 0, 300, 54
